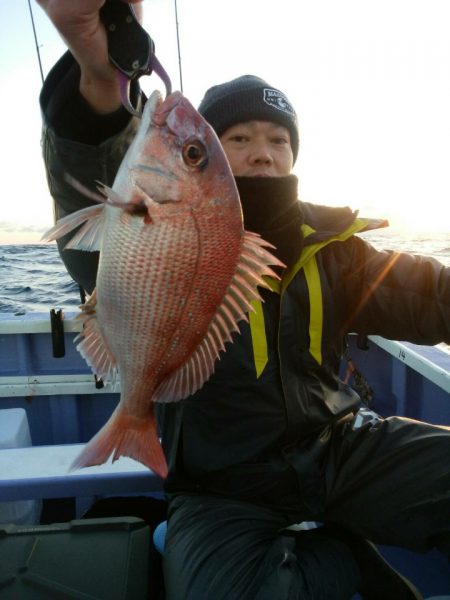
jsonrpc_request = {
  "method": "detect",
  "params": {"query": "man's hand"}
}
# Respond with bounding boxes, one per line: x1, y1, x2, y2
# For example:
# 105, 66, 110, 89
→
36, 0, 143, 114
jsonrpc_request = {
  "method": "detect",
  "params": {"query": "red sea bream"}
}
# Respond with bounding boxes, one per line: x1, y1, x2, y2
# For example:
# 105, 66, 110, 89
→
43, 90, 283, 477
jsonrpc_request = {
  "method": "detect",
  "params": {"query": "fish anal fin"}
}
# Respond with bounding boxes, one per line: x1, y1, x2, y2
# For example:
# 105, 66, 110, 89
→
75, 289, 116, 381
70, 407, 167, 478
153, 230, 283, 403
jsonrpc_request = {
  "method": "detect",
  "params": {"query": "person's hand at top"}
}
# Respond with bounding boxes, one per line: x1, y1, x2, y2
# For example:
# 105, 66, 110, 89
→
36, 0, 143, 114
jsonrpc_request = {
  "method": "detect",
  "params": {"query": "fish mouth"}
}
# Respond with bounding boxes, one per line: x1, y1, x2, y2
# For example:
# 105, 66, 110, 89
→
140, 90, 164, 129
141, 90, 192, 138
142, 90, 186, 129
149, 90, 183, 128
149, 89, 164, 110
141, 90, 190, 143
147, 90, 207, 139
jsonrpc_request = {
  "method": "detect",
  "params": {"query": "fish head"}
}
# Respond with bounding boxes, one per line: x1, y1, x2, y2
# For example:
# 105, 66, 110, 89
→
117, 90, 242, 224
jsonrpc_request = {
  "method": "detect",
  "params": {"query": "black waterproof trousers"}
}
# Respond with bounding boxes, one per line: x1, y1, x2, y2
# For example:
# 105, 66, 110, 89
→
163, 414, 450, 600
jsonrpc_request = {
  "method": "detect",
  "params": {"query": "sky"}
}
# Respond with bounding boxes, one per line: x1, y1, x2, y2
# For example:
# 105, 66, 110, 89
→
1, 0, 449, 244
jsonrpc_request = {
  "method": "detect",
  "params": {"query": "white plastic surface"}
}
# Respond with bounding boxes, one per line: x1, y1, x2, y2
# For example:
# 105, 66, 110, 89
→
0, 408, 41, 524
0, 408, 31, 449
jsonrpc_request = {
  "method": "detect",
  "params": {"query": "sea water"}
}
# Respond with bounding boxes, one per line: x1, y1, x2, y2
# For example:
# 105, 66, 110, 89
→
1, 230, 449, 315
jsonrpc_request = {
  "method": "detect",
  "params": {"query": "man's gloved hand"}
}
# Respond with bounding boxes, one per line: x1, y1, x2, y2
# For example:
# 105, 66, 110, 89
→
36, 0, 143, 113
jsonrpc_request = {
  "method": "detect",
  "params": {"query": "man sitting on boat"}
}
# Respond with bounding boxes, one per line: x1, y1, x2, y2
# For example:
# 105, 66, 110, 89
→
37, 1, 450, 598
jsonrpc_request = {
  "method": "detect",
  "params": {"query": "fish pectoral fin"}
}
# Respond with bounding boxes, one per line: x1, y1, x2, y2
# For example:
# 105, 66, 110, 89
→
75, 292, 117, 381
42, 204, 105, 251
98, 182, 158, 225
153, 230, 284, 404
70, 406, 168, 478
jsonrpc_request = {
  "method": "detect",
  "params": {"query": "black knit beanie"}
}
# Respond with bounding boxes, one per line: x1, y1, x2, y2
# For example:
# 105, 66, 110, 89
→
198, 75, 299, 163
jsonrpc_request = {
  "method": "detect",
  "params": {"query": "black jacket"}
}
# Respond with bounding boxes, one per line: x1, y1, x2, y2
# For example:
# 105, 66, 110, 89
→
40, 53, 450, 503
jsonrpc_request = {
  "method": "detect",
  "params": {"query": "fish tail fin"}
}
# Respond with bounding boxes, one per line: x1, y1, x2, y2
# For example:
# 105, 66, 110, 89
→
70, 407, 168, 478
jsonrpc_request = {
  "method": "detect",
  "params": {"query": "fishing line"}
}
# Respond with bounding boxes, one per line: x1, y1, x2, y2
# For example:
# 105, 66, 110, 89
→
174, 0, 183, 92
27, 0, 44, 84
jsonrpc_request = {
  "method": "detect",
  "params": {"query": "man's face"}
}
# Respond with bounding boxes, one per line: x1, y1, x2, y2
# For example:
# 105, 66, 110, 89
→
219, 121, 294, 177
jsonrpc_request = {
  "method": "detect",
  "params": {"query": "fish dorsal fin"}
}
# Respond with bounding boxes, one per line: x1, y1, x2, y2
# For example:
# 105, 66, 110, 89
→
42, 204, 105, 251
74, 289, 117, 380
153, 231, 284, 403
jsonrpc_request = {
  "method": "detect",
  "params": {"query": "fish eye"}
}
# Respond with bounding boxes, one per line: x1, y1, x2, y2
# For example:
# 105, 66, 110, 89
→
182, 140, 208, 169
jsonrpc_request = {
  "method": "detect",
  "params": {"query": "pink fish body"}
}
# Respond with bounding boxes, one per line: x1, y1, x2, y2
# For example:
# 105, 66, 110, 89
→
43, 91, 283, 478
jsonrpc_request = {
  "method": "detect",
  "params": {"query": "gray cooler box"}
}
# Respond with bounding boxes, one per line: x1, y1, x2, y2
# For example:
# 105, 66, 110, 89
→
0, 517, 150, 599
